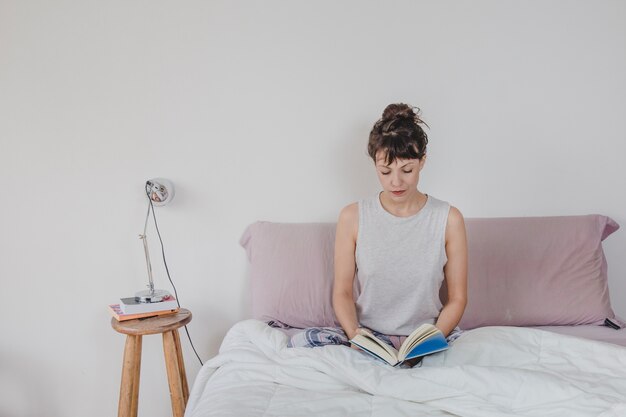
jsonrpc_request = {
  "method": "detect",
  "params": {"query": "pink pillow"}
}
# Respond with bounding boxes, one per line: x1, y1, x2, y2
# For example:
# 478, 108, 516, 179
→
241, 215, 620, 330
458, 215, 619, 329
240, 222, 339, 328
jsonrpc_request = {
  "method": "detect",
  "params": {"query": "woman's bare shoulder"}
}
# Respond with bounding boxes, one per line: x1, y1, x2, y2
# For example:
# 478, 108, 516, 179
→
446, 205, 466, 238
447, 205, 465, 224
339, 202, 358, 218
337, 202, 359, 238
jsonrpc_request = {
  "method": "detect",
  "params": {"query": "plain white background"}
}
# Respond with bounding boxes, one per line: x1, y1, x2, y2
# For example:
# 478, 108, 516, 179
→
1, 1, 625, 416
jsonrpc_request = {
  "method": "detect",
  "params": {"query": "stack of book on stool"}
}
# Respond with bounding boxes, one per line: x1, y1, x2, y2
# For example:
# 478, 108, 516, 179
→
108, 295, 179, 321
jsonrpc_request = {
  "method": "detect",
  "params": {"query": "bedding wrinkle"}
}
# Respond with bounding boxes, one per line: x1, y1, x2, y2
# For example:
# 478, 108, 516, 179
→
530, 330, 626, 403
259, 382, 278, 417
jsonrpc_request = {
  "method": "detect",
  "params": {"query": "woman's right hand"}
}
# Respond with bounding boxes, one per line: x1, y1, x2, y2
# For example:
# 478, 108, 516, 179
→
348, 327, 363, 350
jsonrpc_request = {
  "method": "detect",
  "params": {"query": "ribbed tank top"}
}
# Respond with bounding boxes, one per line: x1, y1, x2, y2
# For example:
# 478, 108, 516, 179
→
355, 192, 451, 336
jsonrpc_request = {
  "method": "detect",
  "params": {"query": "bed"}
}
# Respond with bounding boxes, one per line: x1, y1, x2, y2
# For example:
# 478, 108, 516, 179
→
185, 215, 626, 417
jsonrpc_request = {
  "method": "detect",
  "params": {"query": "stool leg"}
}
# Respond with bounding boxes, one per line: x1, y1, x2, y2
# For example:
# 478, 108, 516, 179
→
118, 335, 142, 417
130, 336, 142, 417
172, 329, 189, 404
163, 330, 185, 417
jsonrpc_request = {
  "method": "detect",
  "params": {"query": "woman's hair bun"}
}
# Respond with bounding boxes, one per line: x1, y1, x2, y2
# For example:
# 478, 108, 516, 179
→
381, 103, 417, 123
369, 102, 429, 162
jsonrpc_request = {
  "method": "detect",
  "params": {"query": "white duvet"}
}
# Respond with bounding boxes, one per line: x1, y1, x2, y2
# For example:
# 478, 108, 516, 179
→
185, 320, 626, 417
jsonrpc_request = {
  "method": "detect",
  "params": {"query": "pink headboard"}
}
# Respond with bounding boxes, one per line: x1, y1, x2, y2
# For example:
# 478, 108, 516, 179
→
240, 215, 619, 330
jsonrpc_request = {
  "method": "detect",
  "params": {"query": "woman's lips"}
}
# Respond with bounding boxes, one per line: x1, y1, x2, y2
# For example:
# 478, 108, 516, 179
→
391, 190, 406, 196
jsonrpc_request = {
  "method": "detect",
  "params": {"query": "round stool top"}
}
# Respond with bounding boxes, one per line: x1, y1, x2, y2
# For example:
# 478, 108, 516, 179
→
111, 308, 192, 336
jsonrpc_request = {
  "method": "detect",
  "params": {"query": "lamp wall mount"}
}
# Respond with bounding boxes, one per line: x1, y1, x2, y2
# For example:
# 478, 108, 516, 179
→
146, 178, 175, 206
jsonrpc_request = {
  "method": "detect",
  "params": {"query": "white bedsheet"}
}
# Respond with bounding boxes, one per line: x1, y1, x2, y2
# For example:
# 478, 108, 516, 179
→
185, 320, 626, 417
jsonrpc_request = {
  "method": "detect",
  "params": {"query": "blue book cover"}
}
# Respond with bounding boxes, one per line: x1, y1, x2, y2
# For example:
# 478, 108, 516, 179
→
404, 333, 449, 360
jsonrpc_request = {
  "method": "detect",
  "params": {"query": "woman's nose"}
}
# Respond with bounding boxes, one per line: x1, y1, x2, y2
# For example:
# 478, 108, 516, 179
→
390, 173, 401, 187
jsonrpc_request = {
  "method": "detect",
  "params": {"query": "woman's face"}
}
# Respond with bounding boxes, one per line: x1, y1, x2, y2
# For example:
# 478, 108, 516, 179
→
375, 151, 426, 199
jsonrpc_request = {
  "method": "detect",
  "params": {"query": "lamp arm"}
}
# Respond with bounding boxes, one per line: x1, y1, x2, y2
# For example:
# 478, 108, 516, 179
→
140, 234, 155, 294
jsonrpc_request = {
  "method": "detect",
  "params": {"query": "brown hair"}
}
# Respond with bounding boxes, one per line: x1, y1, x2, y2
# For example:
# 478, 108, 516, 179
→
367, 103, 429, 164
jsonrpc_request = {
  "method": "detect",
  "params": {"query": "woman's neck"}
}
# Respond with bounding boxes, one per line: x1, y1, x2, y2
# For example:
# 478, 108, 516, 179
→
379, 190, 427, 217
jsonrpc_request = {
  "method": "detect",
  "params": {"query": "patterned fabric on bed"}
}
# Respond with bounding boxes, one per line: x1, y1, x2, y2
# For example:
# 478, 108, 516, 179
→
267, 320, 463, 349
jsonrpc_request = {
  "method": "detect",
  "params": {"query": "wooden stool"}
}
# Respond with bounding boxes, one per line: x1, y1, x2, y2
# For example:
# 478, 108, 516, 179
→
111, 308, 192, 417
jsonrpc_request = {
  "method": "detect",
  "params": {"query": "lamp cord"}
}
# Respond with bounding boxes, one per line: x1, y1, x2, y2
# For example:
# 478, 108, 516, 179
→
145, 184, 204, 367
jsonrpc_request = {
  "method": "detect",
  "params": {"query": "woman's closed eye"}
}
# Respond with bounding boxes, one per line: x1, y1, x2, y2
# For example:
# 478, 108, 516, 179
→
380, 170, 413, 175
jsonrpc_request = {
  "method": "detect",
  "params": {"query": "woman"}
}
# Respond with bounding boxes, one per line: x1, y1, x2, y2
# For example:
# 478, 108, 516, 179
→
287, 103, 467, 357
333, 103, 467, 346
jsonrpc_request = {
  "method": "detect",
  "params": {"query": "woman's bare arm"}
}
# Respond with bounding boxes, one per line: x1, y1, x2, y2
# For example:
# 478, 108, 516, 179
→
435, 206, 468, 337
332, 203, 360, 340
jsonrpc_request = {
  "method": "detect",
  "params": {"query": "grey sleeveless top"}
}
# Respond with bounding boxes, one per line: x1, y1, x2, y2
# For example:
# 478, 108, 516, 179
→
355, 193, 451, 335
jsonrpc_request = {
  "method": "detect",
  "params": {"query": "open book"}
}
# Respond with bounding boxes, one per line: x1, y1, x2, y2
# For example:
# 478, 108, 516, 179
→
350, 323, 449, 366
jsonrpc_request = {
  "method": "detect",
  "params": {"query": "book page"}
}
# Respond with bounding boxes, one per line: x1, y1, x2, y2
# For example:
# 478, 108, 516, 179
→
403, 333, 449, 361
351, 329, 399, 365
398, 324, 441, 358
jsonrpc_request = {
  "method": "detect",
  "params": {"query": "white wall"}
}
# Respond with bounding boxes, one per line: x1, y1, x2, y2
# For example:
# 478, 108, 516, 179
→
1, 1, 625, 416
